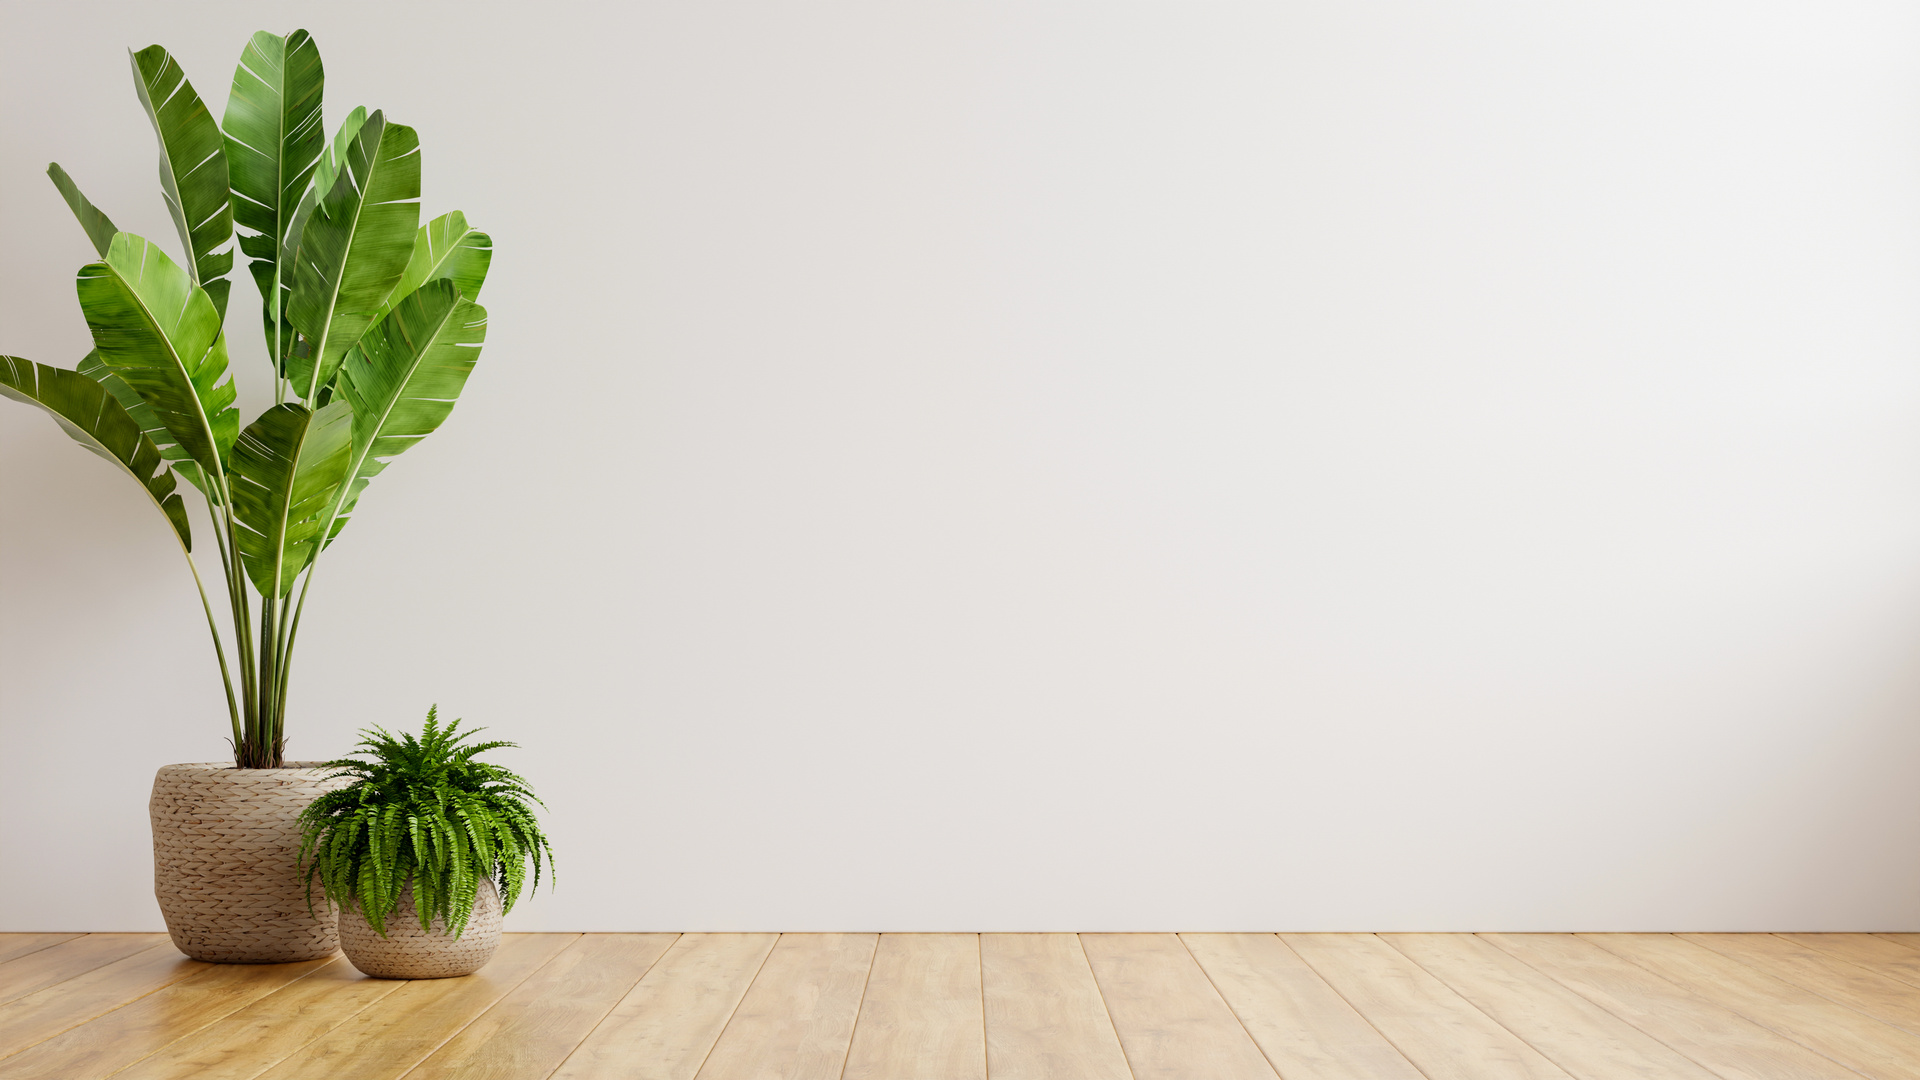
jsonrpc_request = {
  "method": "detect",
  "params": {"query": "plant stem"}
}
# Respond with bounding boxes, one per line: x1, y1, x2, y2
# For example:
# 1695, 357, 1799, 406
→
201, 485, 259, 763
258, 592, 277, 753
213, 475, 263, 765
270, 578, 294, 755
273, 271, 285, 407
186, 550, 242, 749
132, 463, 242, 751
275, 562, 318, 751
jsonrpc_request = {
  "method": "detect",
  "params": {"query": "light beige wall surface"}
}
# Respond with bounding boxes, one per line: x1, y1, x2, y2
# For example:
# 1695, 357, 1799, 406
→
4, 1, 1920, 930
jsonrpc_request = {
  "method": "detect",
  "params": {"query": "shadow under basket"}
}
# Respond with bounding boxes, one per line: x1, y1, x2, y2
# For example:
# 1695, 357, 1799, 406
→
338, 877, 503, 979
150, 762, 347, 964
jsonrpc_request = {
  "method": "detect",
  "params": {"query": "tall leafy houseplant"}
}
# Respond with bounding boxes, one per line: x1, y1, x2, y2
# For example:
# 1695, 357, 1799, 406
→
0, 32, 491, 767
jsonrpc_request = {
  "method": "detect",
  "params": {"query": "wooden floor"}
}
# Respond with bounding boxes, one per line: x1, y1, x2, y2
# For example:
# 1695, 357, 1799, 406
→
5, 933, 1920, 1079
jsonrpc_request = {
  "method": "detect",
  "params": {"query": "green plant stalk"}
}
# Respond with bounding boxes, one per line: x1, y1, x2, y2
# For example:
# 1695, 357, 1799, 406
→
274, 563, 315, 747
194, 481, 250, 753
273, 274, 285, 406
185, 552, 243, 749
258, 593, 277, 751
214, 476, 264, 765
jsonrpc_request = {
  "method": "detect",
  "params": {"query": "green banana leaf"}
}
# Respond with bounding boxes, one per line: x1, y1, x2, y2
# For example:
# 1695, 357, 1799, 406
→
328, 280, 485, 542
280, 106, 366, 274
46, 164, 119, 257
373, 211, 491, 319
224, 29, 325, 361
251, 107, 359, 378
0, 355, 190, 549
287, 110, 419, 399
231, 401, 353, 597
272, 106, 367, 371
130, 45, 234, 318
77, 233, 238, 480
76, 349, 212, 500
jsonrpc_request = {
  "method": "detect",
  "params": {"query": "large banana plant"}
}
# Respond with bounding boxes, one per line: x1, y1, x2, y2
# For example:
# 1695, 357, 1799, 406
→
0, 32, 492, 767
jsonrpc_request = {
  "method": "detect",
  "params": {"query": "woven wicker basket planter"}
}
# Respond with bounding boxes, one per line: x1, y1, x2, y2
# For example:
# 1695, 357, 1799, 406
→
339, 877, 503, 979
149, 762, 346, 963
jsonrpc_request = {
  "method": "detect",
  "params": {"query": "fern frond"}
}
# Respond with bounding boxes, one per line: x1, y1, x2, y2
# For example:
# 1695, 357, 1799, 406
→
296, 705, 555, 941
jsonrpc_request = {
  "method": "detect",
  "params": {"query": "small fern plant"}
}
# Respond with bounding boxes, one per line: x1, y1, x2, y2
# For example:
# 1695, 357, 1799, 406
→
297, 708, 553, 938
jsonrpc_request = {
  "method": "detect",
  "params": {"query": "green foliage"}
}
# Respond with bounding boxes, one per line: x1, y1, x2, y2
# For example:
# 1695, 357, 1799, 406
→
45, 165, 119, 258
373, 211, 491, 322
1, 32, 491, 767
0, 356, 189, 549
298, 708, 553, 938
231, 401, 353, 598
329, 280, 486, 542
78, 233, 238, 479
287, 110, 421, 400
223, 30, 325, 364
131, 45, 235, 317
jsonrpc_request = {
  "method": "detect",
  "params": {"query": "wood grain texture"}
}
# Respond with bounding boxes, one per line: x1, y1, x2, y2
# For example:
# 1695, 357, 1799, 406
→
1283, 934, 1571, 1080
108, 957, 405, 1080
1384, 933, 1720, 1080
695, 933, 876, 1080
0, 935, 169, 1007
0, 956, 324, 1080
0, 938, 80, 969
408, 934, 677, 1080
1874, 933, 1920, 954
1184, 933, 1424, 1080
550, 932, 778, 1080
1080, 933, 1276, 1079
252, 934, 575, 1080
1680, 933, 1920, 1039
980, 933, 1132, 1080
1482, 933, 1863, 1080
841, 933, 985, 1080
1777, 933, 1920, 992
1582, 932, 1920, 1080
0, 944, 203, 1060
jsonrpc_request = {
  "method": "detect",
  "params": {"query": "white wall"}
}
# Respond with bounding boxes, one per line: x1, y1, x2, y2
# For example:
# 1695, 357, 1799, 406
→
5, 0, 1920, 932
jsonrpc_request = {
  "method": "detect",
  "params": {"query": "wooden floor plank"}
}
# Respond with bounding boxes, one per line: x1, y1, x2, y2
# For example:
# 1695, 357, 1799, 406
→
0, 957, 326, 1080
1184, 933, 1424, 1080
1777, 933, 1920, 992
841, 933, 985, 1080
1681, 933, 1920, 1039
1583, 932, 1920, 1080
1385, 933, 1721, 1080
0, 935, 170, 1007
109, 957, 406, 1080
1873, 933, 1920, 954
1481, 933, 1862, 1080
550, 932, 777, 1080
254, 934, 576, 1080
1080, 933, 1277, 1079
17, 930, 1920, 1078
0, 938, 81, 969
694, 933, 876, 1080
0, 944, 203, 1060
980, 933, 1131, 1080
1283, 933, 1571, 1080
405, 934, 677, 1080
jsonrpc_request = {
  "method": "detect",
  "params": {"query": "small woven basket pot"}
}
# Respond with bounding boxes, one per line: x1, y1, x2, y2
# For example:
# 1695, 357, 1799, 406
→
339, 877, 503, 979
150, 762, 346, 963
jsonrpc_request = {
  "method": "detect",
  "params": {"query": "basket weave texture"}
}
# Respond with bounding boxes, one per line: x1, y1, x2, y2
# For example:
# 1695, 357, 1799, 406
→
149, 762, 346, 963
339, 876, 503, 979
